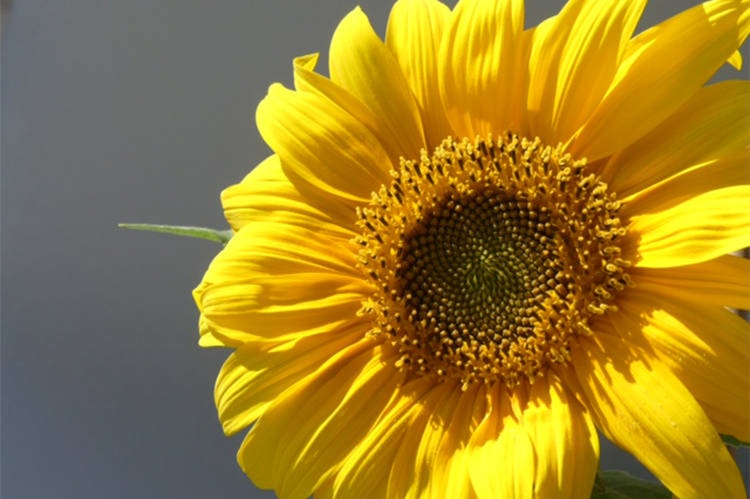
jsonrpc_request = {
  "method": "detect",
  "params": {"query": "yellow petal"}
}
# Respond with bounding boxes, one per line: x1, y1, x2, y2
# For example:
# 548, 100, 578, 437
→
329, 7, 425, 157
384, 386, 442, 499
386, 0, 452, 150
523, 376, 599, 499
197, 313, 225, 347
292, 54, 412, 166
348, 381, 483, 498
440, 386, 488, 498
439, 0, 526, 138
467, 385, 535, 499
573, 333, 746, 498
215, 325, 364, 435
631, 255, 750, 310
239, 342, 401, 498
630, 185, 750, 268
622, 150, 750, 218
331, 376, 439, 499
573, 0, 750, 161
221, 155, 358, 234
372, 381, 484, 499
604, 80, 750, 198
617, 290, 749, 441
256, 83, 391, 204
528, 0, 646, 146
194, 221, 368, 346
727, 48, 743, 68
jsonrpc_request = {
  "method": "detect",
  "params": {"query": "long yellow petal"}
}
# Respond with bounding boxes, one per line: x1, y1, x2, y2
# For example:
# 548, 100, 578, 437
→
215, 325, 364, 435
331, 377, 443, 499
238, 342, 400, 499
439, 0, 525, 138
573, 333, 746, 498
414, 383, 485, 498
728, 47, 744, 68
256, 83, 391, 204
292, 53, 423, 168
329, 7, 426, 158
466, 385, 534, 499
630, 185, 750, 268
197, 314, 225, 347
631, 255, 750, 310
528, 0, 646, 146
622, 150, 750, 218
386, 0, 452, 150
221, 154, 358, 234
572, 0, 750, 161
384, 384, 442, 499
605, 81, 750, 198
339, 381, 483, 498
336, 380, 485, 499
523, 376, 599, 498
194, 222, 369, 346
617, 290, 749, 441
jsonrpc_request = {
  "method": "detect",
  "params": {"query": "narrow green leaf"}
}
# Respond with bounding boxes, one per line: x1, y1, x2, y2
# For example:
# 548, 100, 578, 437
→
721, 434, 750, 448
591, 471, 670, 499
118, 223, 233, 245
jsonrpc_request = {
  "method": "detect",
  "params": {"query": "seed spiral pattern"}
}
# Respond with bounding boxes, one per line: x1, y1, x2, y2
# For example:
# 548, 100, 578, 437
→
357, 133, 632, 388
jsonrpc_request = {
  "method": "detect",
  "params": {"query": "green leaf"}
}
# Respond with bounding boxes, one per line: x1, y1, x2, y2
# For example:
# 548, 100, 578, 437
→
118, 223, 233, 245
721, 434, 750, 448
591, 471, 670, 499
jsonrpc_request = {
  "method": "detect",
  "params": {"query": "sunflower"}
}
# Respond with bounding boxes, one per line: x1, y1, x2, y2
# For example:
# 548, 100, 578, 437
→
193, 0, 750, 497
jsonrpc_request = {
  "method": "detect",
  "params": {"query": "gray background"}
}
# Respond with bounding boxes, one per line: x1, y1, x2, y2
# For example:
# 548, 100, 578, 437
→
2, 1, 747, 498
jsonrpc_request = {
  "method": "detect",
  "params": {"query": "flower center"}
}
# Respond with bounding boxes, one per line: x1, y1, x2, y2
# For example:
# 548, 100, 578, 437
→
356, 133, 632, 389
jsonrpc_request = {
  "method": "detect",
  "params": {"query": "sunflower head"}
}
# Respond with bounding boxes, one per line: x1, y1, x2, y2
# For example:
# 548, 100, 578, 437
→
194, 1, 750, 497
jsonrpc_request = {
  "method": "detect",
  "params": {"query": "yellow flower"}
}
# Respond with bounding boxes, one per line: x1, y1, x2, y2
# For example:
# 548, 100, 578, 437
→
194, 0, 750, 497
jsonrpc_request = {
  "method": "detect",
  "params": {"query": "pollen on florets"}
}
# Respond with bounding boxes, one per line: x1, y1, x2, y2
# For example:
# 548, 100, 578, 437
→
356, 133, 632, 389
